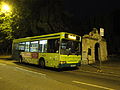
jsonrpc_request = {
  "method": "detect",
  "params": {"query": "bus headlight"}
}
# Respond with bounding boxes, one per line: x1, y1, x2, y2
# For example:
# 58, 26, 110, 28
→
60, 61, 66, 64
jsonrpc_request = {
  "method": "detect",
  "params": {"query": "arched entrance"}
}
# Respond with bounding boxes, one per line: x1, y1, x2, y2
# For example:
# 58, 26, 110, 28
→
95, 43, 100, 62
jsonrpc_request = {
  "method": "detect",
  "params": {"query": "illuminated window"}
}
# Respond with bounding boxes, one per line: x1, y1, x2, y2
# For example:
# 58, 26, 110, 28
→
39, 40, 47, 53
30, 41, 38, 52
25, 42, 30, 52
19, 42, 25, 50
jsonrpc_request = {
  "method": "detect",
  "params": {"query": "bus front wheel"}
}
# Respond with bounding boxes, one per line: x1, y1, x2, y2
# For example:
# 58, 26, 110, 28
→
39, 59, 45, 68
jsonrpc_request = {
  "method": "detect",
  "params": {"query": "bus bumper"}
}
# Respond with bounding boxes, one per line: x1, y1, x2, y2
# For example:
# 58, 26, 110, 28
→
58, 63, 81, 68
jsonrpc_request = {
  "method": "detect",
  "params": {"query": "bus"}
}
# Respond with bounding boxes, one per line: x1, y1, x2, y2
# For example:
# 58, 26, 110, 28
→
12, 32, 81, 68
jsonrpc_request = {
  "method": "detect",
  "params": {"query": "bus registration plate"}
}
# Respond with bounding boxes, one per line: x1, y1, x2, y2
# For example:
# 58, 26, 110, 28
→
70, 65, 76, 67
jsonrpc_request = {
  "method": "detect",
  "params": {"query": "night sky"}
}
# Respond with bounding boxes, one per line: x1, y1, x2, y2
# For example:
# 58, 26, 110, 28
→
65, 0, 120, 54
65, 0, 120, 17
0, 0, 120, 54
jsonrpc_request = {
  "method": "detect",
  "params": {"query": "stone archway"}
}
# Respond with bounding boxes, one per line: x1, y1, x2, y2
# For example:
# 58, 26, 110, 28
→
82, 28, 108, 64
95, 43, 100, 62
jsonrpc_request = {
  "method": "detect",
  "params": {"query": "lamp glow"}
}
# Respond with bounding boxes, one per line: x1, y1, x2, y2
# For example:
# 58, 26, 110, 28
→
3, 5, 9, 10
1, 3, 11, 13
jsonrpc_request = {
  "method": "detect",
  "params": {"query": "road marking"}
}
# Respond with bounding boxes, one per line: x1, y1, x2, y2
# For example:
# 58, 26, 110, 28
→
72, 81, 115, 90
0, 63, 6, 66
15, 67, 46, 77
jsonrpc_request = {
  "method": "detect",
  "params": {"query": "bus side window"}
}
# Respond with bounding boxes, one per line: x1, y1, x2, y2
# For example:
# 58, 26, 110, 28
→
39, 40, 47, 53
47, 39, 59, 53
25, 42, 30, 52
30, 41, 38, 52
14, 43, 19, 50
12, 43, 19, 54
18, 42, 25, 51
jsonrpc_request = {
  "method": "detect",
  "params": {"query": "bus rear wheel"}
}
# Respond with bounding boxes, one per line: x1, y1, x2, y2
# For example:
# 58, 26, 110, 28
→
39, 59, 45, 68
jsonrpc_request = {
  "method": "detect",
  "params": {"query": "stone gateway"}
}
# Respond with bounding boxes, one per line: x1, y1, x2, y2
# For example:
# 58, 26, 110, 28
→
82, 28, 108, 64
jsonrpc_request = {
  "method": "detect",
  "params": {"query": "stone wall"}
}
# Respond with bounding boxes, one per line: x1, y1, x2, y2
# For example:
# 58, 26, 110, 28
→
82, 29, 108, 64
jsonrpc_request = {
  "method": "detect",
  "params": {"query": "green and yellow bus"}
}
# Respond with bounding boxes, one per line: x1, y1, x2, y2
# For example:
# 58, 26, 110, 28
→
12, 32, 81, 68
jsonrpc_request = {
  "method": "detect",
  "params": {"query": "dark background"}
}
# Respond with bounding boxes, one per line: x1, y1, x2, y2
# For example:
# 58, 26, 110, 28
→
65, 0, 120, 54
0, 0, 120, 55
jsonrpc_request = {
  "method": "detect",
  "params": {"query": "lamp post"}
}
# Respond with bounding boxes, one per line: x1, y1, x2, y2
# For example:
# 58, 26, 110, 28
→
98, 28, 104, 72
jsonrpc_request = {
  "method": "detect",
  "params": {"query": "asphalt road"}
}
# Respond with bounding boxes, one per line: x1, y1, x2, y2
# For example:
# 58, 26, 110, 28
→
0, 58, 120, 90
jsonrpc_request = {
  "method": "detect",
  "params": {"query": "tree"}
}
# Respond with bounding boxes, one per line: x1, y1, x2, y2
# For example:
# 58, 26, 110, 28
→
0, 0, 74, 54
0, 2, 14, 54
0, 2, 13, 40
11, 0, 73, 36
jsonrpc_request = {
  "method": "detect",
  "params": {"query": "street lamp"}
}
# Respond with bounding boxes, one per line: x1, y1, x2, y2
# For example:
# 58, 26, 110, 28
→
97, 28, 104, 72
1, 2, 11, 14
2, 4, 10, 12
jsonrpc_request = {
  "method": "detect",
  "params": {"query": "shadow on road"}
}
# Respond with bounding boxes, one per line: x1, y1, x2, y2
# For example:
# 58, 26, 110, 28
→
0, 55, 79, 72
13, 61, 79, 72
1, 55, 120, 73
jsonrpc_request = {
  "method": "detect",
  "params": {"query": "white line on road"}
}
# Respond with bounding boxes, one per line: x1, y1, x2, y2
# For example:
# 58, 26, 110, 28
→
0, 63, 6, 66
15, 67, 46, 77
72, 81, 115, 90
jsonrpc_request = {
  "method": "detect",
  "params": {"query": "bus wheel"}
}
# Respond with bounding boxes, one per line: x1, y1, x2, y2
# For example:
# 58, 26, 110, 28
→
39, 59, 45, 68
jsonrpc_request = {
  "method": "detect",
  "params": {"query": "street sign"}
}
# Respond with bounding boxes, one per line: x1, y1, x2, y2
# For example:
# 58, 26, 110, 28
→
100, 28, 104, 36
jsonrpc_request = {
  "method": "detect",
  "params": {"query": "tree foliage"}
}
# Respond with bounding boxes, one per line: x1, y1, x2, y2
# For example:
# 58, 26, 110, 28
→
1, 0, 72, 39
0, 2, 13, 40
11, 0, 73, 38
0, 0, 74, 54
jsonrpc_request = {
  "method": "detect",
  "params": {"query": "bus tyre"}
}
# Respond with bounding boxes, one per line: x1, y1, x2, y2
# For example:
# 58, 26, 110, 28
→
39, 59, 45, 68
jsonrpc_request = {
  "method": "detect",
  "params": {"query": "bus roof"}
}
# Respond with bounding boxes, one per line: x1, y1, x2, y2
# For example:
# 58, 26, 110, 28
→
13, 32, 80, 43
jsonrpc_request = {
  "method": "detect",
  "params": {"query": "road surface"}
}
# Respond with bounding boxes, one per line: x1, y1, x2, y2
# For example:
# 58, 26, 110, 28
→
0, 58, 120, 90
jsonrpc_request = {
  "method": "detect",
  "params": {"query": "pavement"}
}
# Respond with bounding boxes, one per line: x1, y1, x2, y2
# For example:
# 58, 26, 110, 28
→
0, 55, 120, 77
80, 55, 120, 77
